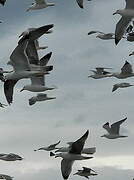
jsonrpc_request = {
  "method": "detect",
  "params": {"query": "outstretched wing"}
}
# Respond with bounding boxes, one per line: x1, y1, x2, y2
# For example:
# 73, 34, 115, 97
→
69, 130, 89, 154
111, 117, 127, 134
61, 159, 74, 180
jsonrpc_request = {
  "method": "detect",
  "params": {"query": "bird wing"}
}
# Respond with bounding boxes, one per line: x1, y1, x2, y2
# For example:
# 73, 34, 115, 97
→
40, 52, 52, 66
112, 84, 119, 92
10, 40, 30, 72
4, 80, 18, 105
29, 97, 36, 106
26, 41, 39, 65
31, 75, 45, 86
82, 167, 91, 173
115, 17, 131, 45
61, 159, 74, 180
121, 61, 133, 74
111, 117, 127, 134
69, 130, 89, 154
35, 0, 46, 5
102, 122, 111, 134
0, 0, 6, 6
88, 31, 104, 35
76, 0, 83, 8
48, 141, 61, 148
18, 24, 54, 44
125, 0, 134, 9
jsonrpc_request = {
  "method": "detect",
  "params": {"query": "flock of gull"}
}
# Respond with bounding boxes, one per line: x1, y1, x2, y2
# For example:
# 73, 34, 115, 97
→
0, 0, 133, 180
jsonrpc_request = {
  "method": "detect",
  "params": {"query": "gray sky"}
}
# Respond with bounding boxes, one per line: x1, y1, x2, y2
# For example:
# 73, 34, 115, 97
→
0, 0, 133, 180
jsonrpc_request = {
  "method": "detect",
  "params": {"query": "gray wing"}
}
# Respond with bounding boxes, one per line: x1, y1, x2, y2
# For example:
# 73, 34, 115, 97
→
121, 61, 133, 74
76, 0, 83, 8
115, 17, 131, 45
69, 130, 89, 154
103, 122, 111, 134
31, 75, 45, 86
40, 52, 52, 66
18, 24, 54, 44
61, 159, 74, 180
48, 141, 61, 148
10, 40, 30, 71
111, 117, 127, 134
35, 0, 46, 4
4, 80, 18, 105
125, 0, 134, 9
26, 41, 39, 65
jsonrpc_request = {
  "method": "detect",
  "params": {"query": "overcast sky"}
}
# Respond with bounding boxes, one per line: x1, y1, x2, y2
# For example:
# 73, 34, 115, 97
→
0, 0, 133, 180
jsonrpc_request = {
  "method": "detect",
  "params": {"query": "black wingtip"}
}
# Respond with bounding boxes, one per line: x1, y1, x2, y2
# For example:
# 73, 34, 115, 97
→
115, 38, 120, 45
50, 152, 55, 157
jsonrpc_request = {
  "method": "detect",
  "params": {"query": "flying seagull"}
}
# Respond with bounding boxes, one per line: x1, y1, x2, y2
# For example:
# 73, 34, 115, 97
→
111, 61, 134, 79
101, 117, 128, 139
73, 167, 98, 179
26, 0, 55, 11
0, 153, 23, 161
50, 130, 93, 180
34, 141, 60, 151
0, 174, 13, 180
112, 82, 134, 92
113, 0, 134, 45
29, 93, 56, 106
88, 67, 112, 79
88, 31, 115, 40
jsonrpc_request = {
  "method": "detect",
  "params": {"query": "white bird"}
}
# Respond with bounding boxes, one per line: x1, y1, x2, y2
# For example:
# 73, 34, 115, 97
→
112, 82, 134, 92
111, 61, 134, 79
34, 141, 60, 151
73, 167, 98, 179
4, 40, 45, 105
101, 117, 128, 139
0, 174, 13, 180
29, 93, 56, 106
88, 67, 112, 79
51, 130, 93, 180
26, 0, 55, 11
88, 31, 115, 40
113, 0, 134, 45
0, 153, 23, 161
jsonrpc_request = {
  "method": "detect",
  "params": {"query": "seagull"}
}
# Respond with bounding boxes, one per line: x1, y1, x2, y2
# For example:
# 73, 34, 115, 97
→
26, 0, 55, 11
4, 40, 45, 105
88, 67, 112, 79
0, 153, 23, 161
88, 31, 115, 40
34, 141, 60, 151
112, 82, 134, 92
111, 61, 134, 79
29, 93, 56, 105
0, 0, 6, 6
113, 0, 134, 45
73, 167, 98, 179
50, 130, 93, 180
101, 117, 128, 139
0, 174, 13, 180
